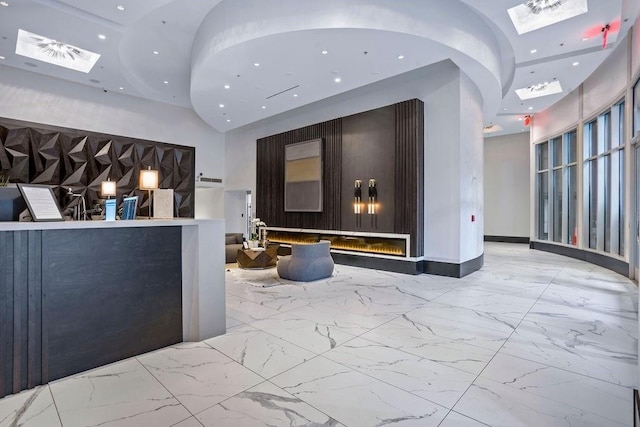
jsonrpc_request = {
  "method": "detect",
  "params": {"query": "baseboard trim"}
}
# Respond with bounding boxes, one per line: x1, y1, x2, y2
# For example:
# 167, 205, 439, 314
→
422, 253, 484, 278
331, 253, 423, 275
529, 241, 629, 277
484, 235, 529, 244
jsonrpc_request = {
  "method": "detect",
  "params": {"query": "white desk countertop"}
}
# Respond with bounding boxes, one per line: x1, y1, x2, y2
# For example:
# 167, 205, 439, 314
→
0, 218, 223, 231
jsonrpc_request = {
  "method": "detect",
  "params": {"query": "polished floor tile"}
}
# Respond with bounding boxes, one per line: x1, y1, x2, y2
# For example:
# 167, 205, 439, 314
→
137, 342, 264, 414
0, 243, 636, 426
271, 356, 448, 426
50, 359, 191, 427
205, 325, 315, 379
196, 381, 342, 426
0, 386, 60, 427
323, 337, 476, 408
454, 377, 628, 427
249, 312, 358, 354
501, 318, 637, 387
480, 353, 633, 425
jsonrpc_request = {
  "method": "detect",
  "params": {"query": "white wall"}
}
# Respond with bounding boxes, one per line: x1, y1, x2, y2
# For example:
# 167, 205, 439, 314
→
0, 66, 225, 215
484, 132, 530, 238
195, 188, 224, 218
583, 37, 629, 119
226, 60, 485, 264
458, 73, 485, 262
533, 33, 632, 143
633, 16, 640, 78
224, 190, 248, 235
422, 67, 462, 263
531, 89, 580, 142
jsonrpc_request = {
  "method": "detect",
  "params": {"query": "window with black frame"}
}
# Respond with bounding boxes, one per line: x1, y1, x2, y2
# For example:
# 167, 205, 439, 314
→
583, 100, 625, 256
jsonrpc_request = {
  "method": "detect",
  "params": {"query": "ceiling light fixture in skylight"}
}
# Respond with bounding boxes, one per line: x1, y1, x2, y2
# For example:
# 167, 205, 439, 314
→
515, 80, 563, 100
508, 0, 588, 34
15, 29, 100, 73
483, 124, 503, 134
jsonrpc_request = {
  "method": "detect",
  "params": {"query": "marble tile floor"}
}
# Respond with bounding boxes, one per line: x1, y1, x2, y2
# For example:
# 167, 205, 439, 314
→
0, 243, 637, 426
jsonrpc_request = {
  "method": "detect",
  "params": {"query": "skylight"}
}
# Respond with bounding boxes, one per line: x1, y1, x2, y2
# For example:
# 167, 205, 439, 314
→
508, 0, 588, 35
515, 81, 563, 100
15, 29, 100, 73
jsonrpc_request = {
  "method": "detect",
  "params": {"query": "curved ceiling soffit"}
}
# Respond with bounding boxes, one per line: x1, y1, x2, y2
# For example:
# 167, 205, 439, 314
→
191, 0, 507, 123
117, 0, 222, 107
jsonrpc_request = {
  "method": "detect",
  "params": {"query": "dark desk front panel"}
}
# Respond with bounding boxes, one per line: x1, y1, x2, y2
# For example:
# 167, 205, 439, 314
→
0, 226, 183, 398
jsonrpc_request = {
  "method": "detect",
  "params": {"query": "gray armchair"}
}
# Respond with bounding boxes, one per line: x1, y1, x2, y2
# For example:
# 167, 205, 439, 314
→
277, 240, 334, 281
225, 233, 244, 263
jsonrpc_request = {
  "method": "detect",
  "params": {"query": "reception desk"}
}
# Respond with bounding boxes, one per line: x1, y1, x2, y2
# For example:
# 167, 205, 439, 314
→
0, 219, 225, 399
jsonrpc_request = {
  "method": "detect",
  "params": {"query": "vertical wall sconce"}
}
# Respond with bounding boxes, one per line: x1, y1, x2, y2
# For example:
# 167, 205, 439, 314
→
101, 178, 116, 199
139, 166, 159, 219
354, 179, 362, 214
368, 179, 377, 215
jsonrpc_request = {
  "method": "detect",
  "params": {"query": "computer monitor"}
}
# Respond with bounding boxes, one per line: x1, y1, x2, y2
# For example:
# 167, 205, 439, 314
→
121, 196, 138, 220
0, 187, 27, 221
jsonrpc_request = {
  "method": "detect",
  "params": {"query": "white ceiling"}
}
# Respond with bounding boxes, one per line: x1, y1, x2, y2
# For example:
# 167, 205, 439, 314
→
0, 0, 638, 137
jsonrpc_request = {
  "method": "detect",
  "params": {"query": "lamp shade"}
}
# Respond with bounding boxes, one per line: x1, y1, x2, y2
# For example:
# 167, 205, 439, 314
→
139, 168, 159, 190
101, 180, 117, 198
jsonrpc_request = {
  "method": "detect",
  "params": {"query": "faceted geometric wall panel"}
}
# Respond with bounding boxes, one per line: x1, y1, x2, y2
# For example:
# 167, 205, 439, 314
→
0, 118, 195, 218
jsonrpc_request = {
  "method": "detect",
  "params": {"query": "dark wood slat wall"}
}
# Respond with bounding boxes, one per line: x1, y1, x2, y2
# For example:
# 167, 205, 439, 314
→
0, 226, 183, 398
42, 227, 183, 382
0, 232, 11, 397
27, 231, 42, 389
256, 99, 424, 257
256, 119, 342, 230
395, 100, 425, 257
0, 231, 42, 397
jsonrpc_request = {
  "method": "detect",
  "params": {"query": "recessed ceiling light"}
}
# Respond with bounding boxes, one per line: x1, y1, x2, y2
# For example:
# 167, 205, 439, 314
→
219, 104, 224, 108
0, 2, 9, 6
153, 51, 159, 55
334, 77, 342, 83
293, 94, 298, 97
518, 117, 523, 121
397, 55, 404, 60
503, 108, 507, 111
582, 37, 589, 41
0, 55, 5, 60
224, 84, 230, 89
226, 119, 231, 122
254, 63, 260, 67
117, 5, 124, 11
163, 80, 168, 84
530, 49, 537, 54
261, 105, 266, 109
572, 61, 579, 66
321, 50, 328, 55
528, 106, 533, 110
98, 34, 106, 40
119, 87, 124, 90
515, 80, 563, 100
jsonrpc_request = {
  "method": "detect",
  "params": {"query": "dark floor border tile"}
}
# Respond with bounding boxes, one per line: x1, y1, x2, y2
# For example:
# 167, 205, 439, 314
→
484, 235, 529, 244
530, 241, 629, 277
332, 253, 423, 275
422, 253, 484, 278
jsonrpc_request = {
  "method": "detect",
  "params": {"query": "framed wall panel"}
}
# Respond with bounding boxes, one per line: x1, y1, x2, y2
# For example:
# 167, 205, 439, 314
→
284, 139, 323, 212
